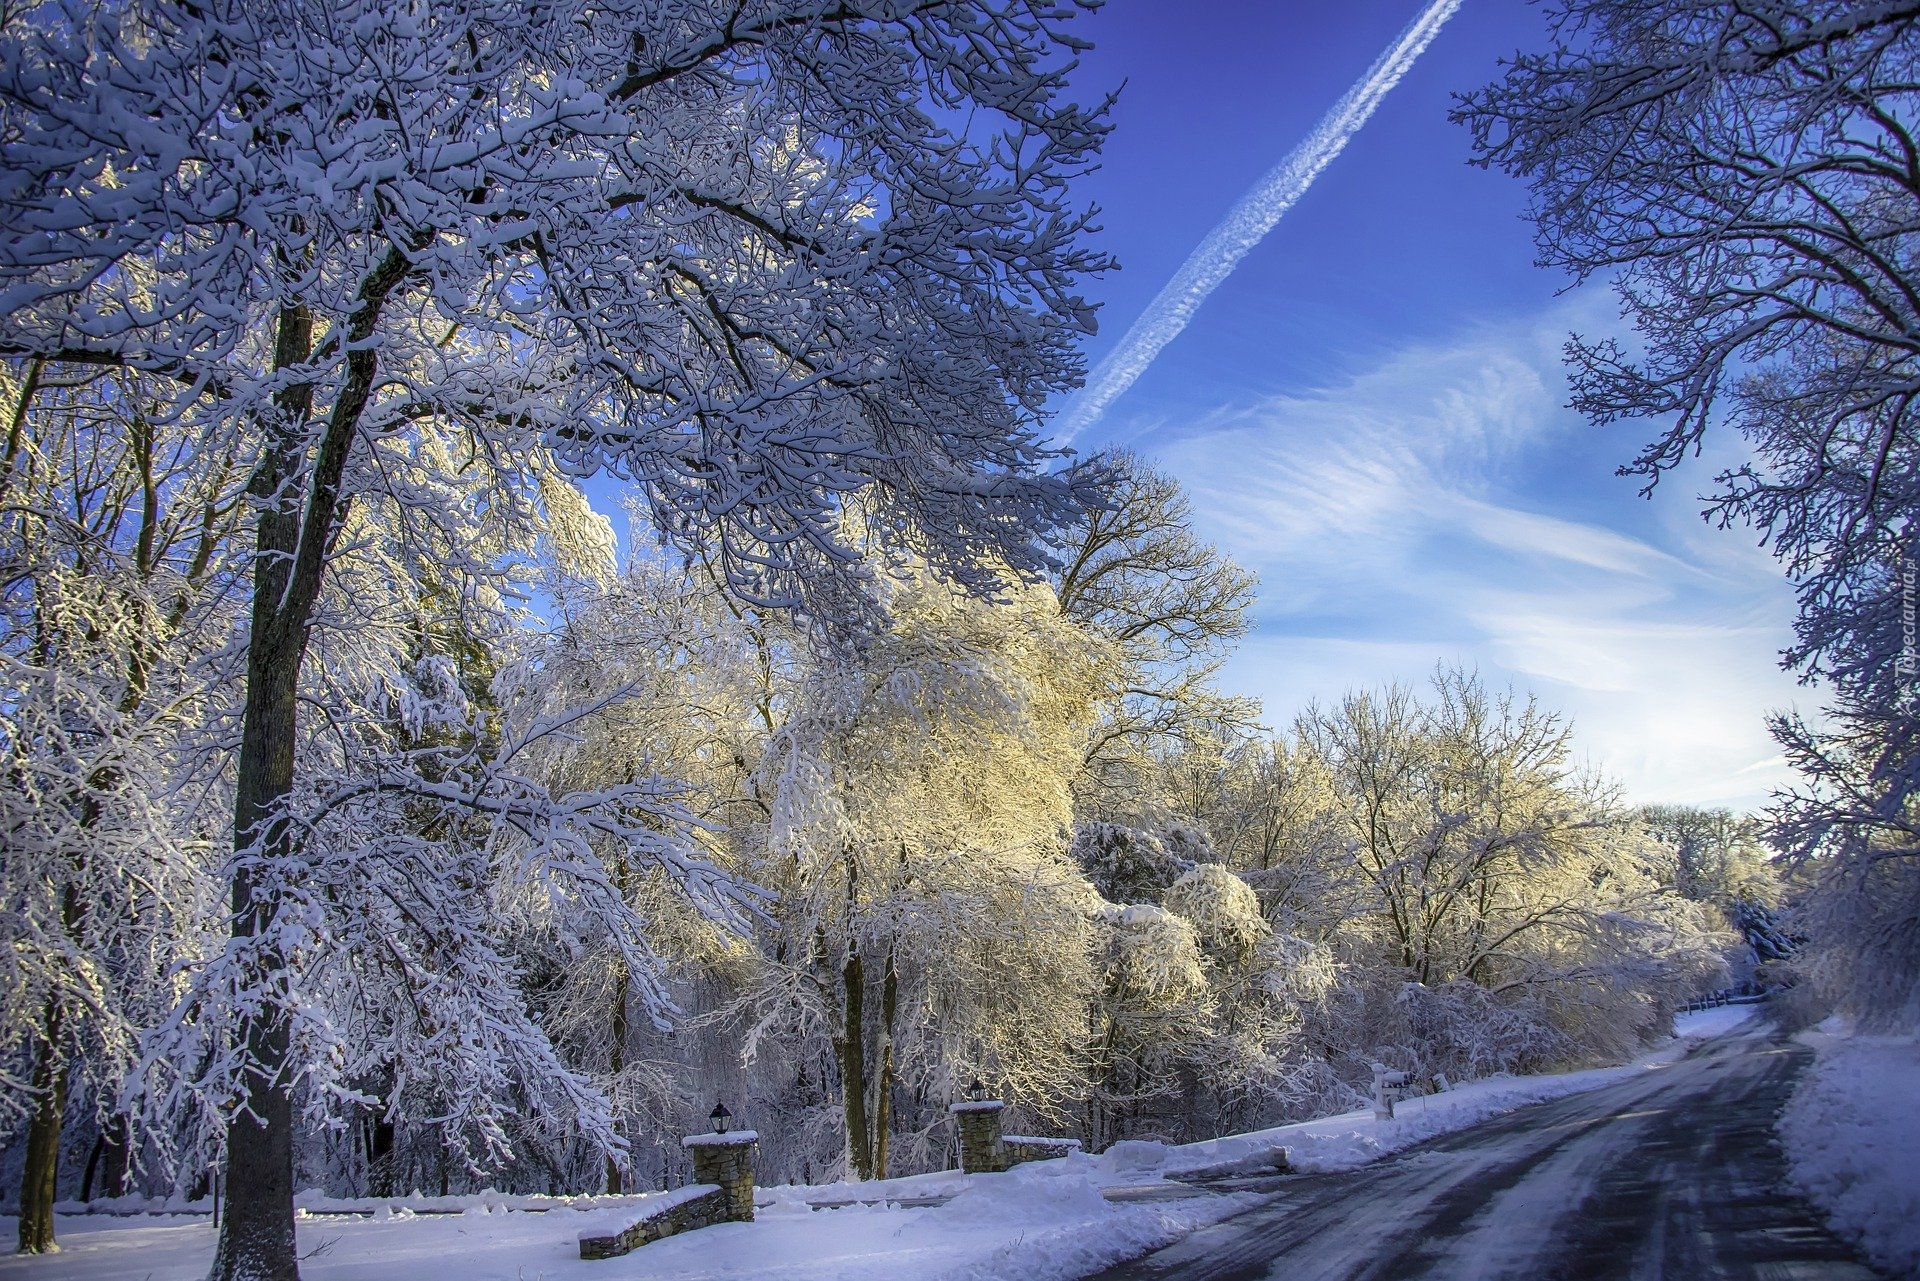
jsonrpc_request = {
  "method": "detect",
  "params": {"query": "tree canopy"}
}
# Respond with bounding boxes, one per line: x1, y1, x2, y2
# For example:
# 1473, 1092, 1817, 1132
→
0, 0, 1116, 1272
1458, 0, 1920, 1030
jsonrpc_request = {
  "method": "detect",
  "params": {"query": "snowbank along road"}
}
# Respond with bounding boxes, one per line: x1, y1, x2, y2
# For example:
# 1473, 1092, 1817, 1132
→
1087, 1018, 1881, 1281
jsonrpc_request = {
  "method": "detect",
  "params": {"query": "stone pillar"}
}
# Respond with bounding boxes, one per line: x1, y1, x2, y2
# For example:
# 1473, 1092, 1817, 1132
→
949, 1100, 1007, 1174
681, 1132, 758, 1222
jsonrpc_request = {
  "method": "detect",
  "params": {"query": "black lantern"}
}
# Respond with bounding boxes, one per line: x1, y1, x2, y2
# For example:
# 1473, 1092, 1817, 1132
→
965, 1077, 987, 1104
709, 1102, 733, 1135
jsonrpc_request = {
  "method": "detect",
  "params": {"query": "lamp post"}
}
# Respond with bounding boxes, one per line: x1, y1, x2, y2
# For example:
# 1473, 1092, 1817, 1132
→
709, 1102, 732, 1136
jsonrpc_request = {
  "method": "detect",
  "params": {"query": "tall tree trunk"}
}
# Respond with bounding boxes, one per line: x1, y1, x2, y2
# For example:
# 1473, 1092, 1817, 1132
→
365, 1110, 396, 1201
211, 641, 303, 1281
80, 1114, 129, 1202
81, 1136, 102, 1205
210, 303, 314, 1281
606, 853, 631, 1196
870, 942, 898, 1182
17, 1000, 67, 1255
0, 355, 42, 515
837, 941, 871, 1180
18, 876, 81, 1252
211, 247, 409, 1281
832, 851, 875, 1181
606, 958, 628, 1195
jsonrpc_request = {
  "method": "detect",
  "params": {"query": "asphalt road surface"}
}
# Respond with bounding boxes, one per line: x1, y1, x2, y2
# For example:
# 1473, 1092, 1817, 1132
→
1087, 1019, 1880, 1281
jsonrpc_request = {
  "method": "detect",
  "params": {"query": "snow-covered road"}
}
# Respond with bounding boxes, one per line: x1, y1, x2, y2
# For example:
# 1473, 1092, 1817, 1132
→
1084, 1019, 1881, 1281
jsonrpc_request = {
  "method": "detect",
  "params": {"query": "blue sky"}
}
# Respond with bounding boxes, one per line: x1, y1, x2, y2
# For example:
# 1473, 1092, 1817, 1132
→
1056, 0, 1811, 811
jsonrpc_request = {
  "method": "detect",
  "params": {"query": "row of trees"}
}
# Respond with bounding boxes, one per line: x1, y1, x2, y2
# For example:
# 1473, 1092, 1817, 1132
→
1, 384, 1754, 1253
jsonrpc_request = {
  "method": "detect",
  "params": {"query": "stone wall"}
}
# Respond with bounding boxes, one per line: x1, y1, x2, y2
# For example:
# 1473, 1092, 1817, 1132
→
1003, 1136, 1082, 1166
684, 1132, 758, 1223
579, 1130, 758, 1261
577, 1184, 727, 1260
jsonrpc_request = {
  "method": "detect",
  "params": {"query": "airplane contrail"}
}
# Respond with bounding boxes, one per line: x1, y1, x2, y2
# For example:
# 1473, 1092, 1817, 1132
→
1055, 0, 1466, 445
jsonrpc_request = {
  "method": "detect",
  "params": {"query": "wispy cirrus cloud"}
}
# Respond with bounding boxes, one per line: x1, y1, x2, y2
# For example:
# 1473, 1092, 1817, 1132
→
1140, 300, 1813, 810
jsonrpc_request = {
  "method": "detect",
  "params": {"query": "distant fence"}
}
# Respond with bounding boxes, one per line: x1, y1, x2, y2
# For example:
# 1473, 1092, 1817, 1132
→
1679, 988, 1772, 1014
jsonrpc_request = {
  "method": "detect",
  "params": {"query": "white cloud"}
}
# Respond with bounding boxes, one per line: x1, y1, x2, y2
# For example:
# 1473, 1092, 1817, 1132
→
1450, 498, 1695, 580
1130, 299, 1813, 812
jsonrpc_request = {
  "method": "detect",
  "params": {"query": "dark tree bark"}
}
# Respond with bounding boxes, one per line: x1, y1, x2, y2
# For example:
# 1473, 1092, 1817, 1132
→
606, 958, 628, 1195
213, 251, 406, 1280
0, 355, 42, 513
80, 1114, 129, 1202
208, 302, 312, 1281
17, 1000, 67, 1255
832, 850, 890, 1182
605, 851, 631, 1196
837, 939, 871, 1181
871, 942, 899, 1181
18, 875, 81, 1253
80, 1135, 102, 1204
364, 1108, 396, 1201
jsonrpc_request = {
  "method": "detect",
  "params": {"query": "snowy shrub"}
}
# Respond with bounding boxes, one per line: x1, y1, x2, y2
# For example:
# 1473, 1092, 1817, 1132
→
1391, 981, 1568, 1081
1249, 933, 1343, 1007
1159, 818, 1220, 867
1799, 851, 1920, 1033
1072, 823, 1191, 904
740, 566, 1113, 1182
1097, 905, 1209, 1001
1164, 865, 1268, 963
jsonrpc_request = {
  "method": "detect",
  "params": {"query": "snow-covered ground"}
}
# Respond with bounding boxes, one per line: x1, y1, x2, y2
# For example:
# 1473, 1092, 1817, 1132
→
0, 1170, 1257, 1281
1778, 1018, 1920, 1279
0, 1007, 1754, 1281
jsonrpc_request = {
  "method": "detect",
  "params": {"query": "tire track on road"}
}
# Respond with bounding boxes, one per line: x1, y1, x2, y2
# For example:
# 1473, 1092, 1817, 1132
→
1083, 1024, 1878, 1281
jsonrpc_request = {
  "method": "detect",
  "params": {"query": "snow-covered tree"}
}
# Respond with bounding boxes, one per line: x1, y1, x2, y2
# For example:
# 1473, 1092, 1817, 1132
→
1070, 821, 1194, 905
1638, 803, 1792, 985
1164, 864, 1269, 966
1771, 720, 1920, 1025
1047, 452, 1258, 813
747, 561, 1114, 1180
1076, 858, 1339, 1144
1639, 805, 1781, 911
504, 556, 777, 1194
0, 1, 1114, 1272
0, 362, 236, 1252
117, 418, 764, 1218
1291, 669, 1724, 1069
1211, 734, 1374, 937
1457, 0, 1920, 1029
1080, 900, 1211, 1148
